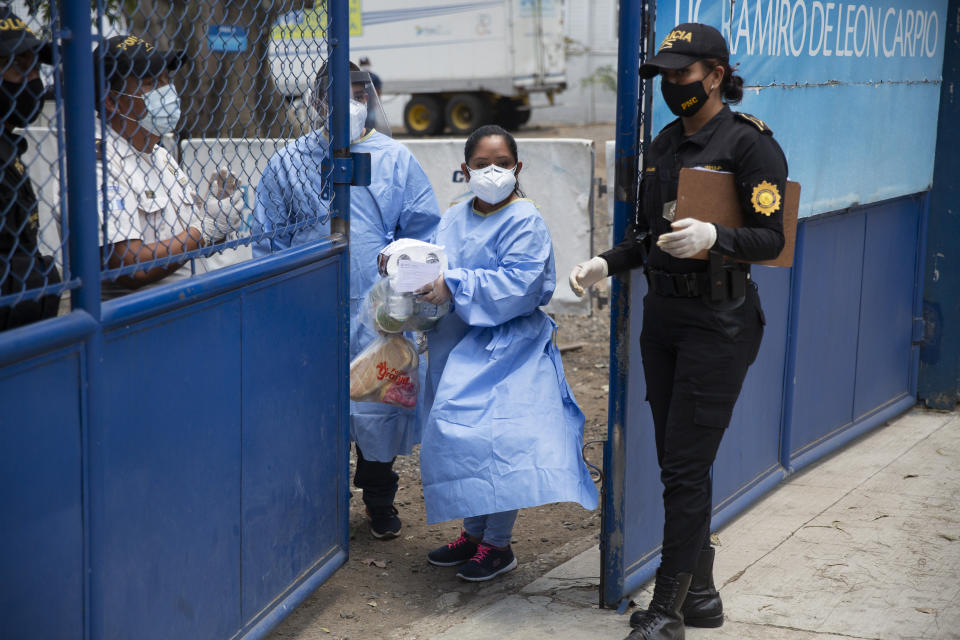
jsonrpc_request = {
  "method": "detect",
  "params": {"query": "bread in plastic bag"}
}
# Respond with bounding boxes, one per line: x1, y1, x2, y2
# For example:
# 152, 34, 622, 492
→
349, 333, 419, 408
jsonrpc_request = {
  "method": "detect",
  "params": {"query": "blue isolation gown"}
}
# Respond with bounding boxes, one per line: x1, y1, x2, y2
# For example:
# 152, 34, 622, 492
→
253, 130, 441, 461
420, 197, 599, 524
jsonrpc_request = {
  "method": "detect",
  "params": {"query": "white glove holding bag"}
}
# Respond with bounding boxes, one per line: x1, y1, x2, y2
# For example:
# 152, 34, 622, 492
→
196, 190, 245, 243
568, 256, 609, 297
208, 167, 239, 200
656, 218, 717, 259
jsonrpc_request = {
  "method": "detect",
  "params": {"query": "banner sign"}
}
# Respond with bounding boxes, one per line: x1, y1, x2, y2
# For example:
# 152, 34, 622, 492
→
653, 1, 949, 216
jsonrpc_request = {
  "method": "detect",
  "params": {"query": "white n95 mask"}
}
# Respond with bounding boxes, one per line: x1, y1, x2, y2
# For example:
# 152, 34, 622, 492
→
350, 99, 367, 141
468, 164, 517, 205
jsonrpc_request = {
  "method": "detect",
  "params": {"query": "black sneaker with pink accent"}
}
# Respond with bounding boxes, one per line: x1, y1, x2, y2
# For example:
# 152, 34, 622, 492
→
427, 530, 479, 567
456, 543, 518, 582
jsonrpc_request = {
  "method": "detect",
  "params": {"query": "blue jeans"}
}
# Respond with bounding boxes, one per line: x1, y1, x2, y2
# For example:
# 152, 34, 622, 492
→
463, 510, 519, 548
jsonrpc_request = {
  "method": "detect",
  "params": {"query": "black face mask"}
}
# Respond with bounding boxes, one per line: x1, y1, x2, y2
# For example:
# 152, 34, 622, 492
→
661, 78, 709, 117
1, 78, 45, 128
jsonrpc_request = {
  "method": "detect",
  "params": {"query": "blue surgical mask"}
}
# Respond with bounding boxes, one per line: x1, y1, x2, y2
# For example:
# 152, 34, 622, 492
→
115, 83, 181, 136
141, 83, 181, 135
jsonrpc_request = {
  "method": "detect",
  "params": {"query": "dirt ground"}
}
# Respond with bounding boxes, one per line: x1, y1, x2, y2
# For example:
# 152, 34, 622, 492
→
267, 311, 611, 640
266, 123, 620, 640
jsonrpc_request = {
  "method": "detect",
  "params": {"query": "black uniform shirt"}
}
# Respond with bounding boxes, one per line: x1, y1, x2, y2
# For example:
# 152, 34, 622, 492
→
602, 105, 788, 275
0, 131, 40, 262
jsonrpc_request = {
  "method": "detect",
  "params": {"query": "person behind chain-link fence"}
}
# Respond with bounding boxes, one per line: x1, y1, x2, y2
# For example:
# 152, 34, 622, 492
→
252, 61, 440, 540
0, 5, 61, 330
569, 23, 789, 640
414, 125, 598, 582
93, 34, 244, 299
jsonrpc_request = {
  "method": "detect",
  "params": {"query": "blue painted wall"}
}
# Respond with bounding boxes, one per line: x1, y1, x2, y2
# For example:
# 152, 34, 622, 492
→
920, 0, 960, 409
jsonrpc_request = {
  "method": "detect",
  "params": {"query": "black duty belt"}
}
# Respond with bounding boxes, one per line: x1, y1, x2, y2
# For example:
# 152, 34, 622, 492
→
647, 267, 749, 300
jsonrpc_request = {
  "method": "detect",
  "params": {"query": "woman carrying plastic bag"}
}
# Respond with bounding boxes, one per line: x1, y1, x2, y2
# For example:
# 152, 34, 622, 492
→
415, 125, 598, 582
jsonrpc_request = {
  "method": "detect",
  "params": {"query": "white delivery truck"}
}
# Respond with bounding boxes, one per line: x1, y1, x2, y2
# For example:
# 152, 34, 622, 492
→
270, 0, 566, 135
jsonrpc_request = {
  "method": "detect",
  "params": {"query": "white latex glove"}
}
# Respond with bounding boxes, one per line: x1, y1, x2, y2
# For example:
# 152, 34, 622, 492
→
656, 218, 717, 258
415, 273, 452, 305
208, 167, 239, 200
196, 191, 245, 243
568, 256, 608, 297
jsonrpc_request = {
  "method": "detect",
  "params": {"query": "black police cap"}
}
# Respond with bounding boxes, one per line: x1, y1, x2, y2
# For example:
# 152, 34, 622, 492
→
640, 23, 730, 79
94, 34, 187, 81
0, 5, 52, 64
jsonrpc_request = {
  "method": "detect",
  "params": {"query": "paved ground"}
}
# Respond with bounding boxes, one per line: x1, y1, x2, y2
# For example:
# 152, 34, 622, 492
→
395, 408, 960, 640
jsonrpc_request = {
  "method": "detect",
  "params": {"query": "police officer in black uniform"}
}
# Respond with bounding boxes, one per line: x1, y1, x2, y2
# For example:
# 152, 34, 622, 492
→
569, 23, 788, 640
0, 5, 60, 331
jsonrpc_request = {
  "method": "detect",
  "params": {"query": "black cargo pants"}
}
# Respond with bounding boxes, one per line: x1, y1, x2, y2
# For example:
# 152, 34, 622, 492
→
639, 281, 765, 577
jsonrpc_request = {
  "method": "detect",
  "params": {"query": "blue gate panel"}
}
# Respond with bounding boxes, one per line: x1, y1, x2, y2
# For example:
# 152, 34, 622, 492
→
621, 276, 664, 579
855, 199, 920, 418
789, 212, 867, 458
712, 266, 791, 513
96, 300, 244, 640
241, 261, 346, 619
0, 349, 84, 640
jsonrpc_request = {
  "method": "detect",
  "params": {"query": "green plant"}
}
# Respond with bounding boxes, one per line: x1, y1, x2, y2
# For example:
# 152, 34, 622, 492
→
581, 64, 617, 93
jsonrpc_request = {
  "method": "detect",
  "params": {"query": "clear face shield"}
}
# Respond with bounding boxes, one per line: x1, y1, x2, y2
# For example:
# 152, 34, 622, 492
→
310, 70, 391, 139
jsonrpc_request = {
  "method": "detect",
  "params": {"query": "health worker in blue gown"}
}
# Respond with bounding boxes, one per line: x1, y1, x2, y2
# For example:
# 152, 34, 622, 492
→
415, 125, 598, 583
252, 62, 441, 540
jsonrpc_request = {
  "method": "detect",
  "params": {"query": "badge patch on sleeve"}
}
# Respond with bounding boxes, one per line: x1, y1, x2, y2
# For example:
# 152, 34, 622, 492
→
751, 181, 781, 216
105, 185, 125, 212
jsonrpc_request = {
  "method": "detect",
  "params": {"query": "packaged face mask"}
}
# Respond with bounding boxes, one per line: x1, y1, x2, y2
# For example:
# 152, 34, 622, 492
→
468, 164, 517, 205
377, 239, 448, 277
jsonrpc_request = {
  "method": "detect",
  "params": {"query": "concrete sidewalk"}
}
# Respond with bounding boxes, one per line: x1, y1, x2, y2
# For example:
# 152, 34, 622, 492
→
403, 408, 960, 640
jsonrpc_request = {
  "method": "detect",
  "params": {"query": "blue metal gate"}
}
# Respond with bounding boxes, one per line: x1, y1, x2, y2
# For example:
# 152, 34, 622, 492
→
602, 0, 944, 608
1, 2, 356, 638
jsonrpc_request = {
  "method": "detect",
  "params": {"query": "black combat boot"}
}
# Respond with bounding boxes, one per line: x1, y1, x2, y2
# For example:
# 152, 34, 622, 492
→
624, 571, 692, 640
680, 546, 723, 627
629, 547, 723, 629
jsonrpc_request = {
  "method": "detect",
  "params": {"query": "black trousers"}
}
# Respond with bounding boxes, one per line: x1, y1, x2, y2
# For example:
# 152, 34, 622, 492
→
639, 282, 765, 576
353, 444, 399, 509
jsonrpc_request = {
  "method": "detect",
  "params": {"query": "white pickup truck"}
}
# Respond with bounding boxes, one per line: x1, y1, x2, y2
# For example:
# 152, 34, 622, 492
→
270, 0, 567, 135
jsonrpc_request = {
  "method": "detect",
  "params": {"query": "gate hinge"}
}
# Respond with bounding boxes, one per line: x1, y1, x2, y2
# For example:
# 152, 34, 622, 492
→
595, 177, 607, 198
912, 316, 926, 344
331, 152, 371, 186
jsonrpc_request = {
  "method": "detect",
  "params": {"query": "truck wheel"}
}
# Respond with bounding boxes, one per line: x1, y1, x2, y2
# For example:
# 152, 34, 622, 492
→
445, 93, 491, 135
404, 95, 444, 136
495, 98, 531, 131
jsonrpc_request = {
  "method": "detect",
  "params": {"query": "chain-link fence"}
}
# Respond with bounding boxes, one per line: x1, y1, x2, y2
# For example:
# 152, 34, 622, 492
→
93, 2, 337, 298
1, 0, 348, 322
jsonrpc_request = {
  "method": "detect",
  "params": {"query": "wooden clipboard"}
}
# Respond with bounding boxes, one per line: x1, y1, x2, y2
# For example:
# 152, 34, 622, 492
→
675, 167, 800, 268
